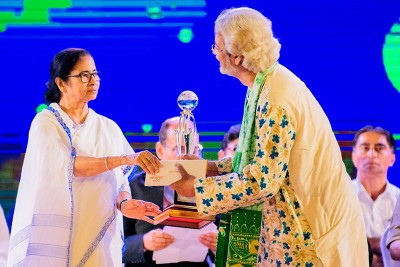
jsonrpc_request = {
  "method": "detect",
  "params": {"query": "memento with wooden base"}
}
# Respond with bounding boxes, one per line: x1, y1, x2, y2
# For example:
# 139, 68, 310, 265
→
151, 91, 215, 228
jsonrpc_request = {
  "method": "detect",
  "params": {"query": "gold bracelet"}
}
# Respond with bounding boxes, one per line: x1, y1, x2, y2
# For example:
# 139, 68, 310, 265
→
105, 156, 111, 171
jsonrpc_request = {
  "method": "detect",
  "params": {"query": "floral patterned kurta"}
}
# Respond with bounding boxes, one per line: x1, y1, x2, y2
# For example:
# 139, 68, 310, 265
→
195, 65, 368, 266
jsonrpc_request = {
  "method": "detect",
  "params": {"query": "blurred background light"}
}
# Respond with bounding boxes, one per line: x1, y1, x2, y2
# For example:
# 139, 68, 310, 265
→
35, 103, 48, 113
383, 19, 400, 93
177, 27, 193, 43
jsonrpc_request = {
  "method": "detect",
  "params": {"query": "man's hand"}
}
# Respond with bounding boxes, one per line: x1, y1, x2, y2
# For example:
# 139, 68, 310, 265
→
178, 154, 219, 177
389, 240, 400, 261
178, 154, 202, 160
170, 164, 196, 197
199, 231, 218, 253
121, 199, 161, 224
368, 237, 383, 266
143, 229, 175, 251
368, 237, 382, 255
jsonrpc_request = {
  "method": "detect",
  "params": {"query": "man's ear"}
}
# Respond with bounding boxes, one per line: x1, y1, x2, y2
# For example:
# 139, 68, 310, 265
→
389, 153, 396, 167
155, 141, 164, 160
234, 55, 243, 66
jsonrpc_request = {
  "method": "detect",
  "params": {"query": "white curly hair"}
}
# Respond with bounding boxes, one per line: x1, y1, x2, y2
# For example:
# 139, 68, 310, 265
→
215, 7, 281, 73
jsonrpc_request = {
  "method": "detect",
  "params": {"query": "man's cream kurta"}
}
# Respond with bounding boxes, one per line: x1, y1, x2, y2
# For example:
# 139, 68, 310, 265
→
195, 64, 368, 266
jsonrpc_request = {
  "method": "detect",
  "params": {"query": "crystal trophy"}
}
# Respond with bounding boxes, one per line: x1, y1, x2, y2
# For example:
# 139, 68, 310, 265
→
175, 90, 198, 156
155, 91, 215, 228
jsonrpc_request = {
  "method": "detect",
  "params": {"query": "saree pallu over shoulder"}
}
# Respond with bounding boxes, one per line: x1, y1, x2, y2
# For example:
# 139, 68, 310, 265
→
8, 104, 133, 267
8, 106, 76, 267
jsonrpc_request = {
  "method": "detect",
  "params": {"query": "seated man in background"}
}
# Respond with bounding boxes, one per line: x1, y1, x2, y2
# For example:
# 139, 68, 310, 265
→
123, 117, 217, 266
386, 195, 400, 262
352, 125, 400, 266
217, 124, 241, 160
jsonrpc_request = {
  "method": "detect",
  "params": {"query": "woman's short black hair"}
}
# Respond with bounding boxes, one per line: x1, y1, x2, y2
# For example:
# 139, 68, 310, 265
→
44, 48, 92, 104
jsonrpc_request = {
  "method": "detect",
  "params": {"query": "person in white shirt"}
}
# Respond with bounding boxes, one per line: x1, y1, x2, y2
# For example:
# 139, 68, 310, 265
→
352, 125, 400, 266
0, 204, 9, 267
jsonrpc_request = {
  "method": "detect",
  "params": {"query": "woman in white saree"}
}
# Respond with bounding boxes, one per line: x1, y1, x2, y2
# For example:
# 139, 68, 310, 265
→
8, 48, 161, 267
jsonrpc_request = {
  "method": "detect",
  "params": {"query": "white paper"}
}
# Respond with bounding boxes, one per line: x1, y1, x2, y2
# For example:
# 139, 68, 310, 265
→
145, 160, 207, 186
153, 223, 217, 264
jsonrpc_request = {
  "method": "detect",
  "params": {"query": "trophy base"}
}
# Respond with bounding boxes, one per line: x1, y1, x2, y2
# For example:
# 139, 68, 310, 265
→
154, 205, 215, 229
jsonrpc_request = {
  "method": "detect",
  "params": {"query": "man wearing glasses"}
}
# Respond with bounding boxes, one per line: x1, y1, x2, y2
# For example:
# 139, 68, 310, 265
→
171, 7, 368, 266
123, 117, 217, 266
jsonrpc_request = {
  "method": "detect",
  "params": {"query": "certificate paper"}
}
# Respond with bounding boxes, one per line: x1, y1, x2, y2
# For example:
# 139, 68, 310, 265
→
145, 160, 207, 186
153, 223, 217, 264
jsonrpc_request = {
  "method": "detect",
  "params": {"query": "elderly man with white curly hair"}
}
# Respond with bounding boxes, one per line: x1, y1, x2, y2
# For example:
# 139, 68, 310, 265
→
171, 7, 369, 267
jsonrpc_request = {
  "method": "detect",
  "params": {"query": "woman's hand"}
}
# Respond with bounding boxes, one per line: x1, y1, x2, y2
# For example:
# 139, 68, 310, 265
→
199, 231, 218, 253
143, 229, 175, 251
121, 199, 161, 224
126, 151, 161, 175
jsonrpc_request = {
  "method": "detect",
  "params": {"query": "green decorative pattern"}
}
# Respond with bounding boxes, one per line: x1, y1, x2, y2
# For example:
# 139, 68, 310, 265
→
227, 209, 262, 267
0, 0, 72, 32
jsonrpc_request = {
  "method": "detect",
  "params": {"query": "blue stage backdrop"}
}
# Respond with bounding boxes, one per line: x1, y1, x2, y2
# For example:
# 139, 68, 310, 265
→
0, 0, 400, 187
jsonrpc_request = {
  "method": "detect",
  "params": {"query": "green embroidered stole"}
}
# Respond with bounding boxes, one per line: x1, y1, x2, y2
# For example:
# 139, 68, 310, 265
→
215, 62, 278, 267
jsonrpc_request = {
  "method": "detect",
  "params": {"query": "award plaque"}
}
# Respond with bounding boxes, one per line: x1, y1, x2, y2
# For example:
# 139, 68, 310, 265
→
152, 91, 215, 229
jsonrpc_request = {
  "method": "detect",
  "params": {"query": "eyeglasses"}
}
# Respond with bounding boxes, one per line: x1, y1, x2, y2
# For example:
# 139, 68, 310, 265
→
211, 43, 224, 53
163, 143, 201, 156
66, 71, 100, 83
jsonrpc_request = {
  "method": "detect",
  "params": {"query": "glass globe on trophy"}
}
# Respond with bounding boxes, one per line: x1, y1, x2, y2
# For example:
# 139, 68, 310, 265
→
175, 90, 198, 156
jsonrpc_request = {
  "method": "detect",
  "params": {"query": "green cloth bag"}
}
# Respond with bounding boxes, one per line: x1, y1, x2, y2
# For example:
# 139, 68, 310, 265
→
215, 206, 262, 267
227, 208, 262, 266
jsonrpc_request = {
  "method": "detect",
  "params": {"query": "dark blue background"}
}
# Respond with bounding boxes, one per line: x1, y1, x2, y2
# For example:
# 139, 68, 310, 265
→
1, 0, 400, 185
